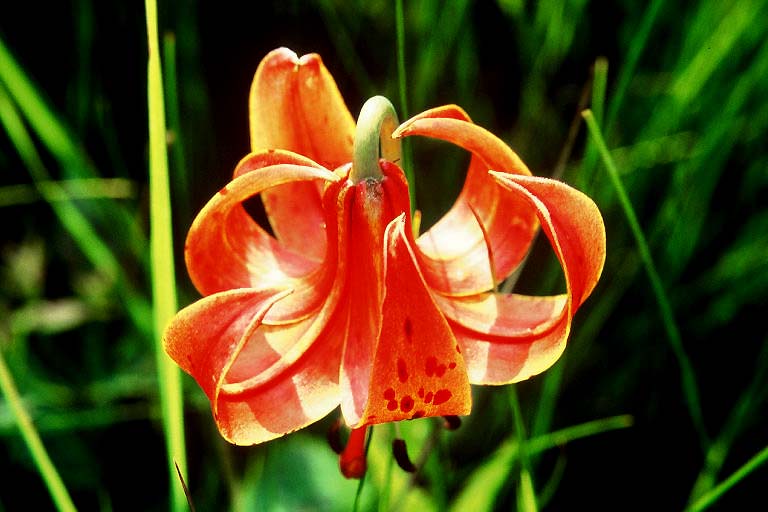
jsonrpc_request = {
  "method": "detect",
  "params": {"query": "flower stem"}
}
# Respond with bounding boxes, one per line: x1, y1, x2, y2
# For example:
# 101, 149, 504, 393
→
351, 96, 401, 183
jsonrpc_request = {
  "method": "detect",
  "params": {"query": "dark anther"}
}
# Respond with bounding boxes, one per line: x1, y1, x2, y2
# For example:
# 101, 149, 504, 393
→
442, 415, 462, 430
326, 418, 344, 454
392, 438, 417, 473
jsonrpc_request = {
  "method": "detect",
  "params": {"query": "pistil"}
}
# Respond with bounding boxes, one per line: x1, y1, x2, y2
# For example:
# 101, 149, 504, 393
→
350, 96, 402, 183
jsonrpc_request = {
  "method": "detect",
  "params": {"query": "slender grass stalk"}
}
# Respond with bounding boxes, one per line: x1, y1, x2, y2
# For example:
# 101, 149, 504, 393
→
578, 57, 608, 190
685, 444, 768, 512
394, 0, 415, 211
144, 2, 188, 511
582, 109, 709, 450
162, 32, 191, 225
0, 348, 76, 512
509, 385, 538, 512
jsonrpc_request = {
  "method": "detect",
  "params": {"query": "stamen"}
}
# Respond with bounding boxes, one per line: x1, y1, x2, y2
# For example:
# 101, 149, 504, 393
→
326, 418, 344, 455
442, 415, 462, 430
392, 438, 417, 473
350, 96, 402, 183
339, 426, 368, 479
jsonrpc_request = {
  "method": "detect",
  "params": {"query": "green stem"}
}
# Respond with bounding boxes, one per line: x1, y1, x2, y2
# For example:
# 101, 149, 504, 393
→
145, 1, 188, 511
509, 385, 538, 512
351, 96, 401, 183
582, 109, 709, 451
0, 349, 76, 512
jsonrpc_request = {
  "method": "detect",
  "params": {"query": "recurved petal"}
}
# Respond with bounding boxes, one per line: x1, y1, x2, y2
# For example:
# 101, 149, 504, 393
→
490, 173, 606, 307
249, 48, 355, 256
233, 150, 329, 262
346, 216, 472, 427
437, 173, 605, 384
164, 288, 343, 445
185, 163, 339, 321
394, 106, 538, 296
249, 47, 355, 166
436, 293, 570, 384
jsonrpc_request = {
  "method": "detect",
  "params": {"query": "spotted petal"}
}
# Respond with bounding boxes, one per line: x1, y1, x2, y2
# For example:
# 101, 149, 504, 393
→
394, 105, 539, 296
359, 216, 472, 425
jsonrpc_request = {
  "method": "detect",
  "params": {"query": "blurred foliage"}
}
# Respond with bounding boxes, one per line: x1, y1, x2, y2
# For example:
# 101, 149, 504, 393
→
1, 0, 767, 510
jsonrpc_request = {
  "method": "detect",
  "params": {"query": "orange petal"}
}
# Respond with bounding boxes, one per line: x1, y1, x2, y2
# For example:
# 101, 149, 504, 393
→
438, 173, 605, 384
394, 105, 539, 296
490, 173, 606, 307
356, 216, 472, 426
185, 163, 339, 322
336, 162, 425, 425
249, 48, 355, 257
436, 293, 569, 384
164, 288, 344, 445
233, 149, 329, 262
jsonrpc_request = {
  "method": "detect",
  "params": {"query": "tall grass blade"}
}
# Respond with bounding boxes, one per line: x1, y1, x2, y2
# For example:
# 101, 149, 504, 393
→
582, 109, 708, 450
144, 1, 188, 511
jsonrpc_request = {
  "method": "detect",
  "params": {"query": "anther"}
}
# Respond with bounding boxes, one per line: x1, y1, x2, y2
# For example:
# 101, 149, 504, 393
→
392, 438, 417, 473
326, 418, 344, 455
443, 415, 462, 430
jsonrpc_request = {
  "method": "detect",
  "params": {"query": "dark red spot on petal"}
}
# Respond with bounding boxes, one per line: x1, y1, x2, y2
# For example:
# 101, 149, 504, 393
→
387, 399, 398, 411
400, 395, 414, 413
425, 356, 437, 377
433, 389, 452, 405
436, 364, 447, 378
397, 358, 409, 383
411, 410, 426, 419
449, 362, 457, 369
384, 388, 396, 400
425, 391, 433, 404
219, 186, 229, 195
418, 387, 424, 398
455, 344, 461, 354
404, 318, 413, 341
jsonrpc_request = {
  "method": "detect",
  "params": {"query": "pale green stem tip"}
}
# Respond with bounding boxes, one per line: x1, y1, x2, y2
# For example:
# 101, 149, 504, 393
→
351, 95, 401, 183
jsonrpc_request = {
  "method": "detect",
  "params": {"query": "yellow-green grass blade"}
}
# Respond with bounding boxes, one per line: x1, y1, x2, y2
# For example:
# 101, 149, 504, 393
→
0, 347, 76, 512
145, 1, 188, 511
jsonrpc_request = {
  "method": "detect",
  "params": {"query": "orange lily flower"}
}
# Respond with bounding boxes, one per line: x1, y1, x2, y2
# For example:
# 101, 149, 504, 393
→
163, 48, 605, 477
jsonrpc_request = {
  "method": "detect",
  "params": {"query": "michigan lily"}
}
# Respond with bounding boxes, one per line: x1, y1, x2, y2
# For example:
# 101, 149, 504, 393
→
163, 48, 606, 477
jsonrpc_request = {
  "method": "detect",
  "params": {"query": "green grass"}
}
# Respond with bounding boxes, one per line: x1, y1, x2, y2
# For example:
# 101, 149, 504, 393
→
1, 1, 766, 510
